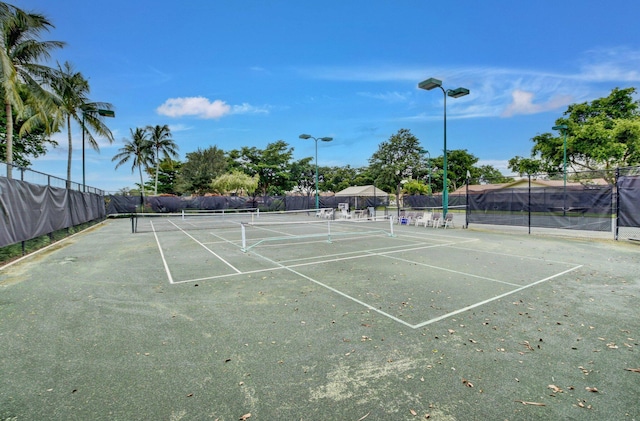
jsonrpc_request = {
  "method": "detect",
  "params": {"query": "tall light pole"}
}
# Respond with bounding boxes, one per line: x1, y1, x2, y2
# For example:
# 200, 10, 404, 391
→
299, 134, 333, 210
419, 78, 469, 217
552, 124, 569, 190
82, 108, 115, 192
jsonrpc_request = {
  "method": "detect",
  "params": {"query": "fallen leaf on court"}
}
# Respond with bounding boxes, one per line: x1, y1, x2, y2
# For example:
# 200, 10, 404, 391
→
462, 379, 474, 388
548, 384, 563, 393
469, 338, 477, 343
239, 413, 251, 420
576, 399, 592, 409
607, 343, 618, 349
425, 414, 430, 419
515, 400, 546, 406
625, 368, 640, 373
225, 358, 232, 363
585, 387, 599, 393
357, 413, 370, 421
448, 329, 455, 334
410, 409, 417, 416
521, 341, 534, 351
186, 393, 193, 397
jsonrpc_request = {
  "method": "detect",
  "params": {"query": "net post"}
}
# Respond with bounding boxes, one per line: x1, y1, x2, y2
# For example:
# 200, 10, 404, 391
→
131, 214, 137, 233
182, 209, 185, 220
327, 220, 332, 243
241, 223, 247, 252
389, 215, 394, 236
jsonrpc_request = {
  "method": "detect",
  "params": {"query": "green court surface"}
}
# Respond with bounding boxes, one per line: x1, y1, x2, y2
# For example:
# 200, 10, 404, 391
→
1, 217, 639, 420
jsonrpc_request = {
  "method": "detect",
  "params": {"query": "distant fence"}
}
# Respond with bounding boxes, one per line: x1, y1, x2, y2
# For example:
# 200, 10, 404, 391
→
0, 177, 106, 249
0, 163, 107, 252
1, 162, 104, 195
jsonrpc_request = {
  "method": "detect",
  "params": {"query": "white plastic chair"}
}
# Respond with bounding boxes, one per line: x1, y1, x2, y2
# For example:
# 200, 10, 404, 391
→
431, 213, 442, 228
415, 212, 432, 227
443, 213, 455, 229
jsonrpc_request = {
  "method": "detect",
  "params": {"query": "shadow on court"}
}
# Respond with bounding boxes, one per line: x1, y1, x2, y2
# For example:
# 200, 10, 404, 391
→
1, 218, 639, 420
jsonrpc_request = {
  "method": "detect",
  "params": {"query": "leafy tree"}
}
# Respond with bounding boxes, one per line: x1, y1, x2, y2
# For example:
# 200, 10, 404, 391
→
112, 127, 153, 199
228, 140, 294, 196
0, 4, 64, 177
473, 165, 513, 184
211, 170, 258, 195
402, 179, 430, 195
50, 61, 114, 187
177, 146, 226, 195
507, 155, 546, 176
368, 128, 425, 192
145, 157, 181, 195
318, 165, 363, 193
515, 88, 640, 181
289, 157, 315, 196
0, 100, 56, 166
146, 124, 178, 195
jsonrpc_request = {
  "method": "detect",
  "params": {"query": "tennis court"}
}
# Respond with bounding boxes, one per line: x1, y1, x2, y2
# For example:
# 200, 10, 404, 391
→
139, 211, 584, 330
1, 214, 639, 420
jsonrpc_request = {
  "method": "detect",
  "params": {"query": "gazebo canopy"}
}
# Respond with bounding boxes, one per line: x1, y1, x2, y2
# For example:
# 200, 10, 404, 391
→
335, 185, 388, 197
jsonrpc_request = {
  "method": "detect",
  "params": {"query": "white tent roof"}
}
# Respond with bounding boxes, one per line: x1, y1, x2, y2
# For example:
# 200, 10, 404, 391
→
334, 185, 388, 197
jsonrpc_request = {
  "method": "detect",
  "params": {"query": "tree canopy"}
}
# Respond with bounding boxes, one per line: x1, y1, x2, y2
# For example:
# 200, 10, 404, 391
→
509, 87, 640, 178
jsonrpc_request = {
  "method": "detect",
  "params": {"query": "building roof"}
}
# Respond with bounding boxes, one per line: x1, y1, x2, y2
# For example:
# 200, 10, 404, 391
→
450, 178, 610, 195
334, 185, 389, 197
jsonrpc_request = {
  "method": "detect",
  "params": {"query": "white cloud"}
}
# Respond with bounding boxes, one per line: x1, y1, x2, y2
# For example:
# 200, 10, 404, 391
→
502, 90, 573, 117
156, 97, 231, 119
156, 97, 269, 119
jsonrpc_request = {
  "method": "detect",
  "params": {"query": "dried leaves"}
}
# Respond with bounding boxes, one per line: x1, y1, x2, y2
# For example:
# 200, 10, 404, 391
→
515, 400, 546, 406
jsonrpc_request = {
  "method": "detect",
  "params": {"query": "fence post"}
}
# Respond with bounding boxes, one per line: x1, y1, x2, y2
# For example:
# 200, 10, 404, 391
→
615, 167, 620, 241
528, 174, 531, 235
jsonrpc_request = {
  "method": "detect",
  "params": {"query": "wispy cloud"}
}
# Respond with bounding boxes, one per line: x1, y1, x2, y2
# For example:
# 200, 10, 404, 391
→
357, 91, 411, 102
502, 90, 574, 117
297, 47, 640, 118
156, 97, 269, 119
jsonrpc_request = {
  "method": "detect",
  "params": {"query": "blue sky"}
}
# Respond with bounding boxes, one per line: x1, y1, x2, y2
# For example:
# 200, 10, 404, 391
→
16, 0, 640, 193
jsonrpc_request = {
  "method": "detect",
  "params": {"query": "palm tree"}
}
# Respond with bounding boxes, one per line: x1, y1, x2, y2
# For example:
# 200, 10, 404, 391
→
50, 61, 114, 188
146, 124, 178, 195
0, 4, 64, 178
112, 128, 153, 199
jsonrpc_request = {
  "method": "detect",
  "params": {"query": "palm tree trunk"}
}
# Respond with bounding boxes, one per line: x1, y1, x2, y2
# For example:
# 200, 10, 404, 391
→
66, 115, 73, 189
5, 101, 13, 179
154, 153, 159, 196
138, 164, 145, 201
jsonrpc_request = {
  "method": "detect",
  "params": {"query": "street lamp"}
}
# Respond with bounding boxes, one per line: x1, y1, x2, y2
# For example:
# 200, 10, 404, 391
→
299, 133, 333, 210
552, 124, 568, 190
82, 108, 115, 192
419, 78, 469, 217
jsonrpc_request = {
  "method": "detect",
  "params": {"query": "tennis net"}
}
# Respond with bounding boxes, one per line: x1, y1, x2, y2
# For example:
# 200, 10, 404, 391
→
240, 217, 395, 252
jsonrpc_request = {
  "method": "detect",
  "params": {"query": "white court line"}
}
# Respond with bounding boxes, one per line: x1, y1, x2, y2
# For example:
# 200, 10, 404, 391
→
410, 265, 583, 329
379, 253, 522, 287
250, 249, 416, 329
165, 219, 242, 274
151, 221, 175, 284
163, 228, 583, 330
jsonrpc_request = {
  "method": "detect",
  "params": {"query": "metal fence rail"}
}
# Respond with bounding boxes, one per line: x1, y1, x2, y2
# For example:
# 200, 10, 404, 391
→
1, 162, 104, 195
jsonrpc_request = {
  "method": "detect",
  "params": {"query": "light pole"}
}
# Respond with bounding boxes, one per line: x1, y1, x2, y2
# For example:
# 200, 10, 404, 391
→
299, 134, 333, 210
419, 78, 469, 217
552, 124, 568, 190
82, 108, 115, 192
